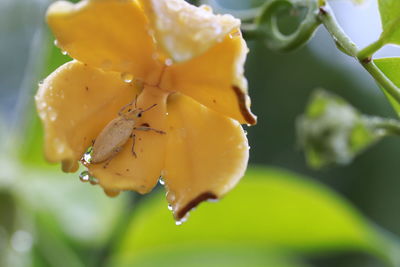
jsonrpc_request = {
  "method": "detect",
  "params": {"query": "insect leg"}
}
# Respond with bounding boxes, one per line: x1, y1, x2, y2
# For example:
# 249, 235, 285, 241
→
130, 133, 137, 158
118, 102, 133, 116
133, 126, 166, 135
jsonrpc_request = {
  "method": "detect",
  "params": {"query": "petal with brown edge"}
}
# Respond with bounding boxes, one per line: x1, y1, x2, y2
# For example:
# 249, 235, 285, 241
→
47, 0, 163, 85
86, 86, 169, 194
35, 60, 140, 172
161, 33, 257, 125
163, 93, 249, 220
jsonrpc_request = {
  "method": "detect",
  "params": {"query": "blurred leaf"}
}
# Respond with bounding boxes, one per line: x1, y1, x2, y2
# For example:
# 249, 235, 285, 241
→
375, 57, 400, 117
110, 167, 397, 267
11, 163, 128, 247
378, 0, 400, 45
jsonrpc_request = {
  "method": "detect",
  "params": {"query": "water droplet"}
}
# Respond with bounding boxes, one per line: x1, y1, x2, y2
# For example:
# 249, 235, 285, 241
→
61, 49, 68, 56
121, 72, 133, 83
82, 146, 93, 163
79, 171, 90, 182
11, 230, 33, 253
244, 130, 248, 135
229, 30, 241, 39
175, 216, 187, 226
53, 39, 59, 47
167, 204, 173, 211
165, 58, 173, 66
152, 53, 159, 60
159, 176, 165, 185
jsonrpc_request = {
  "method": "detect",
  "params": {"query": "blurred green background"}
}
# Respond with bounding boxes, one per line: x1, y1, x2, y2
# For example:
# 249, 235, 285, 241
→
1, 0, 400, 266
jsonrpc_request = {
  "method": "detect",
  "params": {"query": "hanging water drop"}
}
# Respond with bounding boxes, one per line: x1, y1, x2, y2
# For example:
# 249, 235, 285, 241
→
175, 220, 183, 226
167, 204, 173, 211
61, 49, 68, 56
159, 176, 165, 185
79, 171, 90, 182
121, 72, 133, 83
82, 146, 93, 163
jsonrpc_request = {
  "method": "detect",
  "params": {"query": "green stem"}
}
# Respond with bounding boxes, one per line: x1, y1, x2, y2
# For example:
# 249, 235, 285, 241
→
366, 116, 400, 137
357, 38, 386, 61
318, 3, 400, 108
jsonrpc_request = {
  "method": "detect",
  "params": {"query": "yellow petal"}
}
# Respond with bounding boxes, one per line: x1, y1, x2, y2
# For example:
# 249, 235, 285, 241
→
163, 93, 249, 220
161, 32, 256, 125
47, 0, 163, 85
139, 0, 240, 62
35, 61, 140, 171
86, 86, 168, 194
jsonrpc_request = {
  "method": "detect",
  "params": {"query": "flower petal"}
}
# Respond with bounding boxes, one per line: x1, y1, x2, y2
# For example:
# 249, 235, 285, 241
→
35, 60, 141, 172
161, 33, 257, 125
163, 93, 249, 220
86, 86, 168, 194
47, 0, 163, 84
139, 0, 240, 62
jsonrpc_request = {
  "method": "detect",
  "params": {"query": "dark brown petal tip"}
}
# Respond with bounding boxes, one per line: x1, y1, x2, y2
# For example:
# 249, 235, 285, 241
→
176, 192, 218, 220
232, 85, 257, 125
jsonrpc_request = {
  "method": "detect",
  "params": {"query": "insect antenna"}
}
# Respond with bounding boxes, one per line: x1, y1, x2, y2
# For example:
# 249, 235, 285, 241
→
137, 104, 157, 117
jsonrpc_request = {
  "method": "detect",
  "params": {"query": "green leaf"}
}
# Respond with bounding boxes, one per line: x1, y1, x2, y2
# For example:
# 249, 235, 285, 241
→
109, 167, 398, 267
10, 163, 128, 247
378, 0, 400, 45
375, 57, 400, 117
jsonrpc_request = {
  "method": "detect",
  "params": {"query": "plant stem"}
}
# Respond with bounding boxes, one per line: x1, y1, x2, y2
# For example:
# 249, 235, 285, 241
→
366, 116, 400, 137
318, 3, 400, 107
357, 38, 386, 61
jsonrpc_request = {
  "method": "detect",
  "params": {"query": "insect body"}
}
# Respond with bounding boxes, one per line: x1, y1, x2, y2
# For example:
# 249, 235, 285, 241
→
90, 98, 165, 167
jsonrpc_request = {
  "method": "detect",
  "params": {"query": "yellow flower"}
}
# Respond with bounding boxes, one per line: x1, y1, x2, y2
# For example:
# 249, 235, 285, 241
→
35, 0, 256, 220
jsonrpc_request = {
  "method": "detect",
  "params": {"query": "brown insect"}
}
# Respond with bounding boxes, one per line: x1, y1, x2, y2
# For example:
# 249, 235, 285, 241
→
90, 96, 165, 167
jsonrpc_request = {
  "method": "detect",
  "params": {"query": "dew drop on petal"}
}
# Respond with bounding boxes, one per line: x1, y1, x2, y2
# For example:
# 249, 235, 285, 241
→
121, 72, 133, 83
165, 58, 173, 66
167, 204, 173, 211
82, 146, 93, 164
229, 30, 241, 39
61, 50, 68, 56
159, 176, 165, 185
79, 171, 90, 182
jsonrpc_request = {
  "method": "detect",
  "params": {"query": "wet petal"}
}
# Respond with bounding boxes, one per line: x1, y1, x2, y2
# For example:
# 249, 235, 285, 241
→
87, 86, 168, 194
35, 60, 140, 171
139, 0, 240, 62
47, 0, 163, 84
161, 33, 256, 125
163, 93, 249, 220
